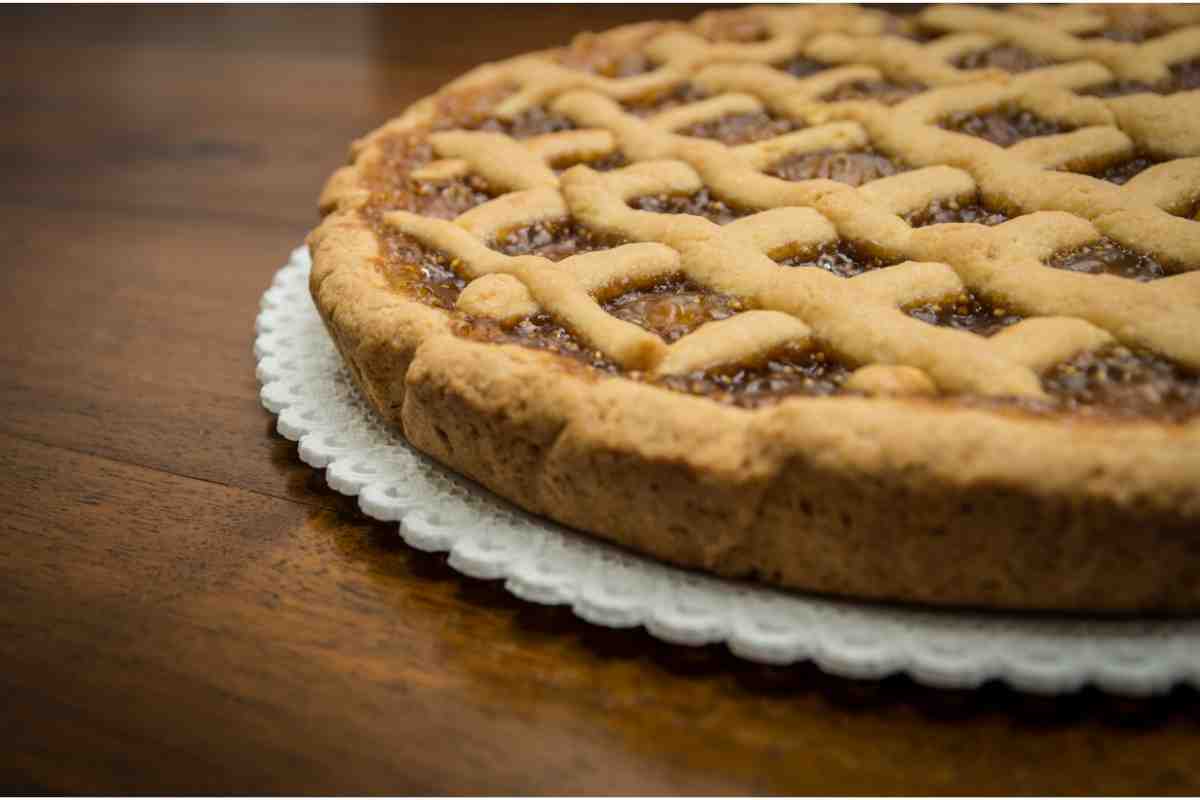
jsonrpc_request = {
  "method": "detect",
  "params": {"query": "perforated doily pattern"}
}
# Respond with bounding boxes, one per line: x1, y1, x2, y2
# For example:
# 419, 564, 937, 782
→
259, 246, 1200, 696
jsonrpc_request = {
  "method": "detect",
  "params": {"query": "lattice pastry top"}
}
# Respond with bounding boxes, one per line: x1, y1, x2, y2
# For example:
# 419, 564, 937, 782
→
313, 3, 1200, 423
307, 4, 1200, 612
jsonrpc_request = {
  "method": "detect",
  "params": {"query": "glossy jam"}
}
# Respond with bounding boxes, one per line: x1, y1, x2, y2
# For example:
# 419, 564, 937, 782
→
940, 106, 1073, 147
362, 88, 1200, 421
603, 277, 746, 342
1088, 156, 1160, 186
823, 79, 927, 105
679, 111, 803, 145
1079, 57, 1200, 97
955, 46, 1055, 73
455, 313, 619, 373
379, 232, 467, 310
906, 291, 1023, 337
364, 136, 494, 220
656, 343, 853, 409
491, 219, 626, 261
766, 148, 909, 186
630, 187, 754, 225
1048, 239, 1167, 282
776, 56, 832, 79
469, 107, 577, 139
1078, 79, 1159, 99
905, 199, 1011, 228
1040, 345, 1200, 422
777, 241, 898, 278
1080, 15, 1174, 43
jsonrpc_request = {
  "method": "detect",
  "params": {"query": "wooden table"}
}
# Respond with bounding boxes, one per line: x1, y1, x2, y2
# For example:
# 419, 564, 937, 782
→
3, 5, 1198, 794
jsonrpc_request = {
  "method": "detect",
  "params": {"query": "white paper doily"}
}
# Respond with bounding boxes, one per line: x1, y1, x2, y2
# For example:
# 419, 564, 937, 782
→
256, 246, 1200, 696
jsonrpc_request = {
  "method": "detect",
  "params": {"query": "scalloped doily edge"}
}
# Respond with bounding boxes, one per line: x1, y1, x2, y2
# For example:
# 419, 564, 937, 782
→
256, 245, 1200, 697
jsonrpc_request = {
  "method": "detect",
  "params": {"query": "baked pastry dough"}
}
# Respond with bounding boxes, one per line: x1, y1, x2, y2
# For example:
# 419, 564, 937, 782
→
309, 5, 1200, 613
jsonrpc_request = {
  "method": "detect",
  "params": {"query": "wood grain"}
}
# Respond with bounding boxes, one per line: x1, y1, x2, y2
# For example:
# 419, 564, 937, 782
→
1, 6, 1198, 794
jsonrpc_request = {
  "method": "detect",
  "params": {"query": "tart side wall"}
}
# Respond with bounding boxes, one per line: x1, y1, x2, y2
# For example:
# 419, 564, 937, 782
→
398, 335, 1200, 613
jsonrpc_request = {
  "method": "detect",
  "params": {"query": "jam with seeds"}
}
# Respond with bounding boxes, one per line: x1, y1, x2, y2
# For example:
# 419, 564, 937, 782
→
1041, 345, 1200, 422
766, 148, 909, 186
623, 83, 710, 117
1080, 58, 1200, 97
1078, 79, 1158, 99
776, 56, 833, 79
357, 90, 1199, 422
491, 219, 626, 261
822, 79, 927, 106
678, 111, 803, 146
1079, 11, 1174, 44
553, 151, 628, 173
940, 106, 1073, 147
408, 174, 495, 219
777, 241, 898, 278
905, 199, 1010, 228
630, 187, 754, 225
1048, 239, 1167, 282
603, 277, 745, 343
363, 135, 495, 220
656, 342, 853, 409
1086, 155, 1160, 186
455, 314, 620, 374
1167, 58, 1200, 92
906, 291, 1022, 337
378, 232, 467, 310
469, 107, 577, 139
954, 46, 1055, 73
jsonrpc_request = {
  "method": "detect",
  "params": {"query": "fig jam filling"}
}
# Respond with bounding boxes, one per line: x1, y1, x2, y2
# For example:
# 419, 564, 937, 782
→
364, 91, 1198, 421
1168, 58, 1200, 92
552, 151, 629, 173
657, 343, 853, 409
629, 187, 755, 225
954, 46, 1055, 73
898, 25, 944, 44
822, 79, 928, 105
362, 136, 496, 220
1040, 345, 1200, 422
904, 198, 1011, 228
491, 219, 626, 261
1078, 80, 1158, 99
776, 56, 833, 79
1048, 239, 1167, 282
469, 107, 577, 139
604, 277, 746, 343
906, 291, 1023, 337
455, 314, 620, 374
379, 233, 467, 310
678, 111, 803, 145
1080, 16, 1173, 43
1080, 58, 1200, 97
1087, 155, 1161, 185
623, 83, 710, 117
776, 241, 899, 278
940, 106, 1073, 147
766, 148, 910, 186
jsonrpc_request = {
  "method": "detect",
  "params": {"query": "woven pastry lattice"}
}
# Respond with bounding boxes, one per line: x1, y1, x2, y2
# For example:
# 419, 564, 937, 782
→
333, 4, 1200, 399
258, 246, 1200, 697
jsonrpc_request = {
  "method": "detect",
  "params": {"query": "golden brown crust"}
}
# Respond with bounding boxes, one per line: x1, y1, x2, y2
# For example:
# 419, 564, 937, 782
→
309, 5, 1200, 612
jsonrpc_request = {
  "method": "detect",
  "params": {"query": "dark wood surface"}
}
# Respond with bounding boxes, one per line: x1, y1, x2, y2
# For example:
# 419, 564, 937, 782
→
3, 5, 1198, 794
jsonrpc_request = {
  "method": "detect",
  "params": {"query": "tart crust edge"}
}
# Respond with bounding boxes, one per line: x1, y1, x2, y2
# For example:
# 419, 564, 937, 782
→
306, 17, 1200, 613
